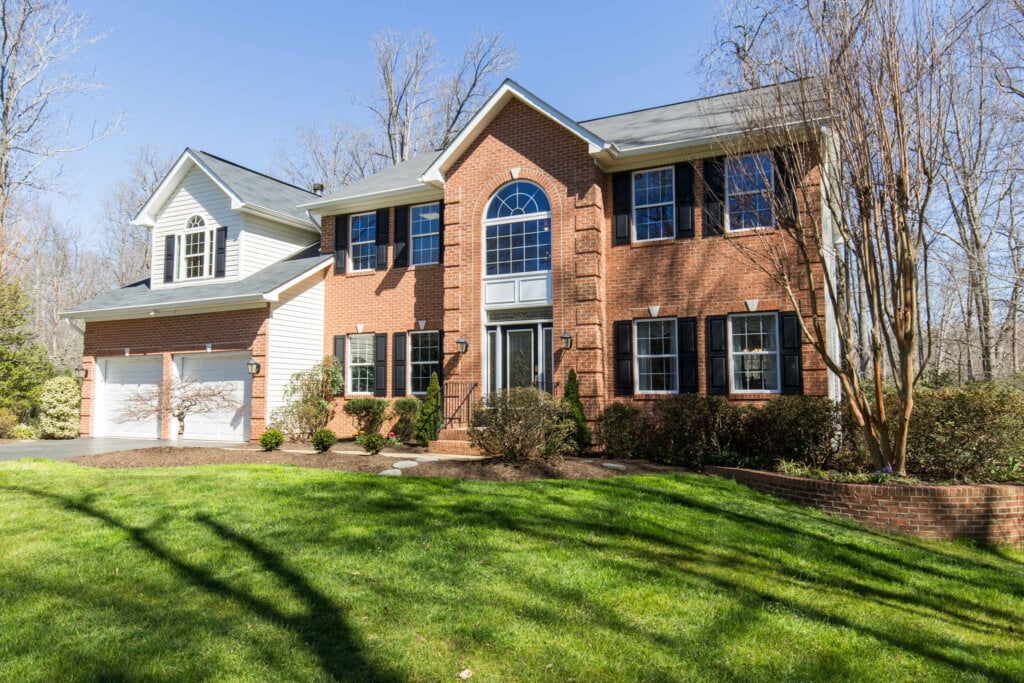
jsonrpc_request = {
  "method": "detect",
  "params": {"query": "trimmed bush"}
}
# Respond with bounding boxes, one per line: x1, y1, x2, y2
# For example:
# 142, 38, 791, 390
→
562, 369, 592, 449
596, 403, 650, 459
650, 394, 744, 469
414, 372, 442, 443
907, 383, 1024, 482
0, 407, 17, 438
357, 432, 387, 455
259, 429, 285, 451
8, 423, 36, 440
38, 376, 80, 439
343, 398, 390, 435
736, 395, 859, 472
469, 387, 577, 461
391, 397, 421, 442
311, 428, 337, 453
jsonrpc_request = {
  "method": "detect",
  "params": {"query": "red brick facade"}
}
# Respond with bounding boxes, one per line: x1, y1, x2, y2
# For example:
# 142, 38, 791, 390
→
706, 466, 1024, 545
321, 98, 830, 432
80, 307, 269, 439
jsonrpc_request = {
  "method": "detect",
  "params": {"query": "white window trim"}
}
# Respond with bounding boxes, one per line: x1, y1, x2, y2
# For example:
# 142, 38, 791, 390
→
728, 312, 782, 394
176, 226, 216, 281
409, 330, 440, 395
631, 166, 675, 242
347, 333, 375, 395
725, 153, 775, 233
410, 202, 440, 267
633, 317, 679, 395
482, 211, 552, 278
349, 211, 377, 272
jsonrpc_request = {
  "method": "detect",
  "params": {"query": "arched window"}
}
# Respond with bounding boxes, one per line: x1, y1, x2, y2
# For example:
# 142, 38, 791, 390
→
178, 215, 214, 280
483, 181, 551, 276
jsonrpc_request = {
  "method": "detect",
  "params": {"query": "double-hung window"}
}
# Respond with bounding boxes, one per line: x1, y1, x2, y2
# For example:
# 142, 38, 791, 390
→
349, 212, 377, 272
348, 333, 375, 394
410, 331, 440, 394
632, 167, 675, 241
731, 313, 780, 392
635, 319, 678, 393
411, 203, 440, 266
727, 153, 774, 231
177, 215, 214, 280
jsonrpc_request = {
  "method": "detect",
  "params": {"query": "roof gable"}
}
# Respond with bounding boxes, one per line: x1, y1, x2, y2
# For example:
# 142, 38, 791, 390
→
134, 149, 320, 231
420, 79, 608, 187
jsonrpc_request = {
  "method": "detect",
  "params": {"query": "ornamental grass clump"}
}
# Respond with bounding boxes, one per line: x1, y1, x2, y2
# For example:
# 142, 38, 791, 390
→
469, 387, 577, 461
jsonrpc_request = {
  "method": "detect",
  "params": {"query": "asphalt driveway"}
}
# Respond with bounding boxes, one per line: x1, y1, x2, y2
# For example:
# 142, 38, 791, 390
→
0, 438, 245, 462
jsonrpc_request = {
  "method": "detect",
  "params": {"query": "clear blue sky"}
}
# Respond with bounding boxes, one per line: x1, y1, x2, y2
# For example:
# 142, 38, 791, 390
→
60, 0, 718, 246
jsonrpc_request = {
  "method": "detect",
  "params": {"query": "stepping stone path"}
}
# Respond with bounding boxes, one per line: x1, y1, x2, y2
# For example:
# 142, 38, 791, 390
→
392, 460, 419, 469
379, 469, 402, 476
602, 462, 627, 471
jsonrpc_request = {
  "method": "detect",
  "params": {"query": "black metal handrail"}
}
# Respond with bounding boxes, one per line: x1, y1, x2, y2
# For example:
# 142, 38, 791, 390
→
438, 380, 479, 436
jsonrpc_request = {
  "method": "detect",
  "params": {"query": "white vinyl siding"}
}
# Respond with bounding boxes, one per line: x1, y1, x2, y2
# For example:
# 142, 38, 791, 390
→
266, 276, 326, 418
240, 214, 319, 278
151, 167, 238, 288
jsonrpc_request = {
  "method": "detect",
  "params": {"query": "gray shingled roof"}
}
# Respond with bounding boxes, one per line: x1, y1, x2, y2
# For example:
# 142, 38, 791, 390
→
65, 245, 330, 318
302, 151, 442, 206
581, 81, 814, 151
192, 149, 319, 224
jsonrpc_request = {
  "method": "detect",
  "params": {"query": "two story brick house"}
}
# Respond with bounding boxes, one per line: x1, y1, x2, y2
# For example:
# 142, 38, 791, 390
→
65, 80, 836, 444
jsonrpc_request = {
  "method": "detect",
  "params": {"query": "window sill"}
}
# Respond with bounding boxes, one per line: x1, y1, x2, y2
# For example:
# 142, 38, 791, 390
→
345, 270, 376, 277
724, 226, 777, 238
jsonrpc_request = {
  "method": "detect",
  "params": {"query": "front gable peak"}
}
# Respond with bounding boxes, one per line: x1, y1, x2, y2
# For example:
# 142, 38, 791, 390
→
420, 79, 609, 187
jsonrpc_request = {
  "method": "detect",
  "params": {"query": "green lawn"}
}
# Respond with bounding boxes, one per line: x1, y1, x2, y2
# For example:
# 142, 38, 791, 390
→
0, 460, 1021, 682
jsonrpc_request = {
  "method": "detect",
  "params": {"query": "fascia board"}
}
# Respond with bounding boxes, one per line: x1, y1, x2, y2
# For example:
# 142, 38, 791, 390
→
238, 203, 321, 232
262, 259, 331, 302
133, 149, 244, 227
60, 292, 267, 321
298, 185, 443, 214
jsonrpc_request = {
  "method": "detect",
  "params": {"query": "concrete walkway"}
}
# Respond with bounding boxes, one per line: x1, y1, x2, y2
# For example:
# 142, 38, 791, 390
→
0, 438, 244, 462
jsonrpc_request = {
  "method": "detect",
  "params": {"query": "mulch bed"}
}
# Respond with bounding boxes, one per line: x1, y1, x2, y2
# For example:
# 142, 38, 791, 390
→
68, 446, 688, 481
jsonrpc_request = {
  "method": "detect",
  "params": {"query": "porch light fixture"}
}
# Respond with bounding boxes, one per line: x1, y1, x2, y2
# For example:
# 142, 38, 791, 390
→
246, 360, 261, 377
456, 336, 469, 353
560, 330, 573, 350
73, 365, 88, 380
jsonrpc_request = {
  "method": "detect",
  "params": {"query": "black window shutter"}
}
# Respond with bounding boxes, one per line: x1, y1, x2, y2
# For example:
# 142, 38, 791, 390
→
374, 333, 388, 396
392, 332, 407, 396
332, 335, 346, 364
437, 202, 445, 265
334, 215, 348, 274
773, 148, 797, 227
163, 235, 175, 283
375, 208, 389, 270
613, 320, 634, 395
706, 316, 728, 395
780, 312, 803, 394
703, 157, 725, 236
612, 172, 631, 245
393, 206, 409, 267
675, 162, 695, 239
678, 317, 698, 393
436, 330, 445, 382
214, 226, 227, 278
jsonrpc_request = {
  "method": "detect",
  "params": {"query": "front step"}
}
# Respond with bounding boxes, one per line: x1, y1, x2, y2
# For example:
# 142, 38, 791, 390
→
429, 428, 481, 456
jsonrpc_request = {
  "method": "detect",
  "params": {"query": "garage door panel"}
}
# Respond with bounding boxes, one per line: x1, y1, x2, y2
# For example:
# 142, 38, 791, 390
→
179, 355, 251, 442
99, 357, 162, 438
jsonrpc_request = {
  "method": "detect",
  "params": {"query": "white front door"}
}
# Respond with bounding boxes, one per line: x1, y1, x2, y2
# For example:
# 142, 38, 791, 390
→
97, 357, 163, 438
178, 354, 251, 442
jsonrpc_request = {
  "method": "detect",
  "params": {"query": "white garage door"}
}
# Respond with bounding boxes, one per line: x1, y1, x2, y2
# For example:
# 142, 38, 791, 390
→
178, 354, 251, 442
98, 357, 163, 438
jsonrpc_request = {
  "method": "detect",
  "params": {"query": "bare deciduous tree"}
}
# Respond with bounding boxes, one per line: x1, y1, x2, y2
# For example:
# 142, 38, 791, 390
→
98, 145, 174, 286
705, 0, 983, 474
120, 377, 241, 443
0, 0, 120, 282
273, 29, 515, 190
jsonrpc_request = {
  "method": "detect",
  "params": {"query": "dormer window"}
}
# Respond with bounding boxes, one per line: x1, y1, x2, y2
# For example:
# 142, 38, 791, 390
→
177, 216, 215, 280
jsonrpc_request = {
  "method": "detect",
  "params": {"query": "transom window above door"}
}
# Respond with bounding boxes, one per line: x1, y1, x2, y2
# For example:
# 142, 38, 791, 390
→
484, 181, 552, 276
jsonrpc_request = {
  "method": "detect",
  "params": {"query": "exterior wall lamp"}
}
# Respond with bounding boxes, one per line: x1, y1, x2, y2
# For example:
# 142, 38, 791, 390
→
73, 365, 88, 380
456, 336, 469, 353
560, 331, 573, 350
246, 360, 261, 377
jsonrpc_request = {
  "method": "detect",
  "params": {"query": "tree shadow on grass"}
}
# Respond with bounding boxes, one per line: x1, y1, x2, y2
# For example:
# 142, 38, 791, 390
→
5, 485, 399, 683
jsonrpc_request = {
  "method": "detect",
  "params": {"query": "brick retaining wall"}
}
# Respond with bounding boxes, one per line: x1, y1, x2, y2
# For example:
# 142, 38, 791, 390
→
704, 466, 1024, 545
